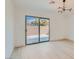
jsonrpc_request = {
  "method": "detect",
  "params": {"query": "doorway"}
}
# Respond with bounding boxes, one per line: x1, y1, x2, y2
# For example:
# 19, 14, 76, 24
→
25, 16, 50, 45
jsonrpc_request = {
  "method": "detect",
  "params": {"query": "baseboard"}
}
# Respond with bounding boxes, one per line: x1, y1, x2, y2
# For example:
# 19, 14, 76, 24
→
15, 44, 25, 48
50, 38, 74, 42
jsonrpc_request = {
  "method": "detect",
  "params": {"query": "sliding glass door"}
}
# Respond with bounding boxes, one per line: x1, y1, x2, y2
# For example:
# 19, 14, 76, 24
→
25, 16, 39, 44
40, 18, 49, 42
25, 16, 50, 44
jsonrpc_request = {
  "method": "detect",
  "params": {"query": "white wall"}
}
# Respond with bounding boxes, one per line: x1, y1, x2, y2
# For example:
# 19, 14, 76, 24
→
14, 8, 74, 47
5, 0, 15, 59
64, 14, 74, 41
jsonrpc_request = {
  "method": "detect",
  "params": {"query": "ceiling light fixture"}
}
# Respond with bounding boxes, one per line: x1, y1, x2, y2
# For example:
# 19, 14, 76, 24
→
49, 0, 72, 13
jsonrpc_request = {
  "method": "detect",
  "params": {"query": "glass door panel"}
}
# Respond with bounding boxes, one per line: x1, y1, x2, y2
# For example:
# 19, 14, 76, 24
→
40, 18, 49, 42
26, 16, 39, 44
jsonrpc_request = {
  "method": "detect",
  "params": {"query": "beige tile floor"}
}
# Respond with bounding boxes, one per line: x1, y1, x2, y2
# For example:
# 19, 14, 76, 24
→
10, 40, 74, 59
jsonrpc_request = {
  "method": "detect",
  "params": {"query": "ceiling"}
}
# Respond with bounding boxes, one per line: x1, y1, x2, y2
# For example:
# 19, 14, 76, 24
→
13, 0, 74, 13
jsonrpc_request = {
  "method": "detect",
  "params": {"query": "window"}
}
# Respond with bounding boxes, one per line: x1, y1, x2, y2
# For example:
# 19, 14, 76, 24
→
25, 16, 50, 44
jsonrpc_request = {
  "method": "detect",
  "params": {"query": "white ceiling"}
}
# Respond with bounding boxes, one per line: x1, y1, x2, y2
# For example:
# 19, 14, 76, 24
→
13, 0, 74, 13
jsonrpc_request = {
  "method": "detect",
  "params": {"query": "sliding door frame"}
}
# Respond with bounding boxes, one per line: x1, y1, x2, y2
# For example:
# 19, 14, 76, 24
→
25, 15, 50, 45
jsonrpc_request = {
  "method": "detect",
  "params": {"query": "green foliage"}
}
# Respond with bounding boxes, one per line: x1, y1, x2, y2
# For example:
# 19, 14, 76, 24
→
31, 20, 48, 26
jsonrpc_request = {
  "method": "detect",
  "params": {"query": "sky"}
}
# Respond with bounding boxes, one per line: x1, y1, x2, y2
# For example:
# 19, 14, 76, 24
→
26, 16, 36, 23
